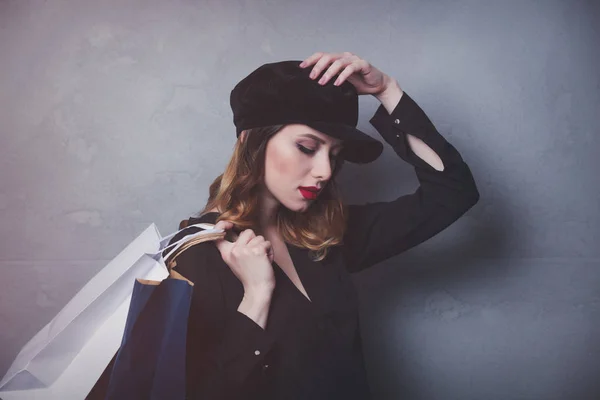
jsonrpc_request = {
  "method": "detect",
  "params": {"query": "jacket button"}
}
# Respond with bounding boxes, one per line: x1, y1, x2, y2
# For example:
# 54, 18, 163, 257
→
254, 350, 261, 356
394, 118, 400, 124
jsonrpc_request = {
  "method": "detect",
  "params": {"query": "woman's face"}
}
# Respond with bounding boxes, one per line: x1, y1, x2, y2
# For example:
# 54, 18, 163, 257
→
260, 124, 344, 213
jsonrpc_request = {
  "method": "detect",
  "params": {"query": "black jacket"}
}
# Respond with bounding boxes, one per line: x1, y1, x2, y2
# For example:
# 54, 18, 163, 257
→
167, 91, 480, 399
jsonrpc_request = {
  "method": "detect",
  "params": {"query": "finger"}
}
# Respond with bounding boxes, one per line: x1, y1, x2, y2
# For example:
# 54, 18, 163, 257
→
214, 220, 233, 231
334, 59, 368, 86
318, 56, 354, 85
309, 53, 345, 80
235, 229, 257, 245
213, 221, 234, 241
300, 51, 354, 69
262, 240, 272, 252
261, 241, 274, 261
213, 236, 232, 255
247, 234, 266, 246
333, 63, 357, 86
299, 51, 324, 68
213, 224, 233, 243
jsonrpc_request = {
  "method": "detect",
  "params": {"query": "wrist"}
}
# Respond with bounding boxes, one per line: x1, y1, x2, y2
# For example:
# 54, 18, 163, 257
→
374, 77, 403, 114
238, 289, 272, 329
374, 76, 401, 99
243, 285, 274, 301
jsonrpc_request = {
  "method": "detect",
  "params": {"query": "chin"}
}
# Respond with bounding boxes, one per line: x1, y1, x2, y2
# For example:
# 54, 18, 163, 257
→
280, 199, 311, 213
284, 204, 309, 213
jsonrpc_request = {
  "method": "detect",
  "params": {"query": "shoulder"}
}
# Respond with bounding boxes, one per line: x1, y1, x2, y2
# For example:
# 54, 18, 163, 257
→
166, 216, 223, 284
165, 213, 220, 253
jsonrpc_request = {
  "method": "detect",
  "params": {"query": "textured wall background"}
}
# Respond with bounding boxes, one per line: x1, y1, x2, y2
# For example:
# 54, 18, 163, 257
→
1, 0, 599, 399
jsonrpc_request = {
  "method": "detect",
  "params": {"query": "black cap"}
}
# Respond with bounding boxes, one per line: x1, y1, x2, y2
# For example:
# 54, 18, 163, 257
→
230, 60, 383, 164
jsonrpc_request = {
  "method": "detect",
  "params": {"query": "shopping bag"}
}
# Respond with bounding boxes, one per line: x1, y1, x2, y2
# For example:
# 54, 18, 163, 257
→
0, 222, 223, 400
105, 277, 192, 400
103, 223, 227, 400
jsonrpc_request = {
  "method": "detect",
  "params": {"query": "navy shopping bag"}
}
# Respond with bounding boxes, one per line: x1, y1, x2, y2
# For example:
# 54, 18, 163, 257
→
104, 275, 193, 400
101, 221, 226, 400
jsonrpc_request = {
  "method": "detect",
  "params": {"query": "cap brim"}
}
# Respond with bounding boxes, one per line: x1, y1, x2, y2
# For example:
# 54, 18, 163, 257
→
305, 121, 383, 164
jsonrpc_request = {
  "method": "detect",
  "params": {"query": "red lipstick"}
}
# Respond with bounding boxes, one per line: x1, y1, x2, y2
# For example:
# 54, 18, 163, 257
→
299, 186, 320, 200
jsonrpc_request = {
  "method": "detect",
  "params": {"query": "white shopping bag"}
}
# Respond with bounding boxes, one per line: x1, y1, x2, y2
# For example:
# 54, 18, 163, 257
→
0, 222, 222, 400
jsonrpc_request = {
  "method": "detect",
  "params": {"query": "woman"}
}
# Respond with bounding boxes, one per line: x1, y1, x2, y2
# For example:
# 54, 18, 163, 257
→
167, 52, 479, 399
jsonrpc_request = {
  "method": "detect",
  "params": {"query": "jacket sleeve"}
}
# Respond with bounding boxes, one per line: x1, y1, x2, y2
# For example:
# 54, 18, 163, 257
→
342, 91, 480, 273
164, 231, 276, 398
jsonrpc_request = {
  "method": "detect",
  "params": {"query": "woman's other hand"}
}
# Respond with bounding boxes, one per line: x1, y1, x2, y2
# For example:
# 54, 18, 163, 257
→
213, 221, 276, 295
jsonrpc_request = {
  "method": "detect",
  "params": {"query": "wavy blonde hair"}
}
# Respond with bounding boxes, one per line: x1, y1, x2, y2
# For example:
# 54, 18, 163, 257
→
198, 125, 348, 262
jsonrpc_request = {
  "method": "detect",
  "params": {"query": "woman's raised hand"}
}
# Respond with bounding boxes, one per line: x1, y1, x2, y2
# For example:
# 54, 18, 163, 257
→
299, 51, 395, 97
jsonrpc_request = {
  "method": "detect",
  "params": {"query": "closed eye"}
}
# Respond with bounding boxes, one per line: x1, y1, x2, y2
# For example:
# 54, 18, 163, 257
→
297, 144, 340, 160
297, 144, 315, 155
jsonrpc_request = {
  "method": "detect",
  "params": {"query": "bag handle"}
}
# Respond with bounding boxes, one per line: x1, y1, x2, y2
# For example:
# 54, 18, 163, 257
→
161, 218, 242, 273
161, 224, 216, 261
163, 221, 242, 271
159, 222, 219, 249
159, 223, 224, 259
165, 227, 226, 270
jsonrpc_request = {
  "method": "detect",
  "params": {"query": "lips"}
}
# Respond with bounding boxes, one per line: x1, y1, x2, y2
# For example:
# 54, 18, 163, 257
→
299, 187, 319, 200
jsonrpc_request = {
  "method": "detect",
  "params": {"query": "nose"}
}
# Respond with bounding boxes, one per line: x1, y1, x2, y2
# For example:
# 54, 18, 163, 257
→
311, 151, 335, 182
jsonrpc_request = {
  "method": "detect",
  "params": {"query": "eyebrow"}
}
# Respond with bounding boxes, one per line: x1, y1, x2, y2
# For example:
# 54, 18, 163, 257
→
299, 133, 344, 149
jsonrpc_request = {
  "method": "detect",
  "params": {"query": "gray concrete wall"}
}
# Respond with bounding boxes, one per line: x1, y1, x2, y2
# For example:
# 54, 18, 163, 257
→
1, 0, 598, 398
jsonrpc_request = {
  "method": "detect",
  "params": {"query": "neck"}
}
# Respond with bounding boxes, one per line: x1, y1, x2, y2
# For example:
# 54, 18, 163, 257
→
256, 183, 280, 235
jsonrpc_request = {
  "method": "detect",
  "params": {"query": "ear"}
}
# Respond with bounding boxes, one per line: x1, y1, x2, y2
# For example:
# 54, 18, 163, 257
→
240, 130, 248, 143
